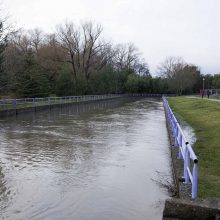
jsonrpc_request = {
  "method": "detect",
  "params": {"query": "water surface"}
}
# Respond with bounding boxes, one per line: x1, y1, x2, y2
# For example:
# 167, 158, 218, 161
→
0, 98, 171, 220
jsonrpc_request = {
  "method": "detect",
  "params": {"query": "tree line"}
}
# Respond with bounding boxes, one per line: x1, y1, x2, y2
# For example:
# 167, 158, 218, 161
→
0, 19, 219, 98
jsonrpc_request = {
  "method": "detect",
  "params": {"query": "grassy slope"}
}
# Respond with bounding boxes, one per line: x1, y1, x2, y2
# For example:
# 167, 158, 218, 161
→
167, 97, 220, 198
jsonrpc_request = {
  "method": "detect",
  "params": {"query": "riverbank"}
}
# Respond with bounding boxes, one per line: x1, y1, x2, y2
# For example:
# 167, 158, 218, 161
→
167, 96, 220, 198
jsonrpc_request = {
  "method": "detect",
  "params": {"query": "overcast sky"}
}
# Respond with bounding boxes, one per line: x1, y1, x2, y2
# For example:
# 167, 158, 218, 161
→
2, 0, 220, 75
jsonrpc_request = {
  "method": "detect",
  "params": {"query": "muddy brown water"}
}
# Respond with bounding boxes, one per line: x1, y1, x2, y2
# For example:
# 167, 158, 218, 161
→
0, 98, 171, 220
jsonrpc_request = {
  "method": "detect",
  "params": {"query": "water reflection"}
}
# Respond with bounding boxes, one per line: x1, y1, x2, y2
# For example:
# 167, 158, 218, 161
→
0, 98, 171, 220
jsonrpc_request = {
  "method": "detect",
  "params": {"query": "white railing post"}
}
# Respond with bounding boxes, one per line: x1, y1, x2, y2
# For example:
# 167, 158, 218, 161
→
184, 146, 190, 183
178, 135, 183, 159
192, 162, 198, 199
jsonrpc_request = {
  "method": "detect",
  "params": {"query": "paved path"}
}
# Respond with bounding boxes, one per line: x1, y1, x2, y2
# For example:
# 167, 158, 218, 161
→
185, 96, 220, 102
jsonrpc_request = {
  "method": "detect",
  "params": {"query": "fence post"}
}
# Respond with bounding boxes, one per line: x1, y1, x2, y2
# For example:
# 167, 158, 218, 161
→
32, 98, 36, 108
184, 145, 190, 184
174, 121, 178, 146
178, 135, 183, 159
3, 99, 6, 110
192, 162, 198, 199
13, 99, 17, 109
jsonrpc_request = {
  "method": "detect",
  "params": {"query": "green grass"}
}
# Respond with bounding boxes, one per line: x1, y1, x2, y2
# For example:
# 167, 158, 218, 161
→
210, 95, 220, 100
167, 96, 220, 198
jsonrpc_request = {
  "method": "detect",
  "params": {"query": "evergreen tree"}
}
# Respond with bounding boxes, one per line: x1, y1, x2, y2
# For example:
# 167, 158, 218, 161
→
56, 70, 74, 96
15, 50, 50, 97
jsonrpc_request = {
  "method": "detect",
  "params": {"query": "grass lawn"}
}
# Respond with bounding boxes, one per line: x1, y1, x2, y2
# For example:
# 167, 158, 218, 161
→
167, 96, 220, 198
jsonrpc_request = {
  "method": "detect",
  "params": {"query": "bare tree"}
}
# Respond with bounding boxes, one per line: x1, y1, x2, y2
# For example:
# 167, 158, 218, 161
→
8, 30, 31, 53
113, 43, 139, 71
157, 57, 200, 94
0, 14, 8, 91
81, 22, 104, 78
157, 56, 184, 78
57, 22, 79, 78
28, 28, 44, 55
3, 29, 31, 85
56, 21, 110, 81
36, 33, 64, 82
134, 58, 150, 76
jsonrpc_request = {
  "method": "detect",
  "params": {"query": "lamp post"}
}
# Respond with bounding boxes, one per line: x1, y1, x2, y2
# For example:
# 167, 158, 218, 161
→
203, 78, 205, 91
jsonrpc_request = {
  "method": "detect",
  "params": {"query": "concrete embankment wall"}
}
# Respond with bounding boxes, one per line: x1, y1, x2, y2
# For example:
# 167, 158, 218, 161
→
163, 198, 220, 220
0, 98, 119, 118
0, 104, 54, 117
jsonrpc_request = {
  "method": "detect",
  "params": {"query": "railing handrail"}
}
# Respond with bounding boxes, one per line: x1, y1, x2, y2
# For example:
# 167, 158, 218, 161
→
0, 93, 176, 103
162, 96, 198, 199
0, 94, 121, 101
0, 94, 125, 111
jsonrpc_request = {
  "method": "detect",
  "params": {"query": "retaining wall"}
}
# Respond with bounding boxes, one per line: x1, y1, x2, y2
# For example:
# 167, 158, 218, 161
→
0, 96, 122, 118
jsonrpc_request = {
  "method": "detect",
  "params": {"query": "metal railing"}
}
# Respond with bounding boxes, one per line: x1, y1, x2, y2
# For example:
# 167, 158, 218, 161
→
162, 96, 198, 199
0, 94, 123, 111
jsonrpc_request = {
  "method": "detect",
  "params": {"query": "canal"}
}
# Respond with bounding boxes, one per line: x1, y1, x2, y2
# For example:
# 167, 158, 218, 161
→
0, 98, 171, 220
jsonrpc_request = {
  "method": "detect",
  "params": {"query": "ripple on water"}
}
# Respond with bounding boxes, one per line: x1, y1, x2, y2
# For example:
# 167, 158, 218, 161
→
0, 98, 171, 220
